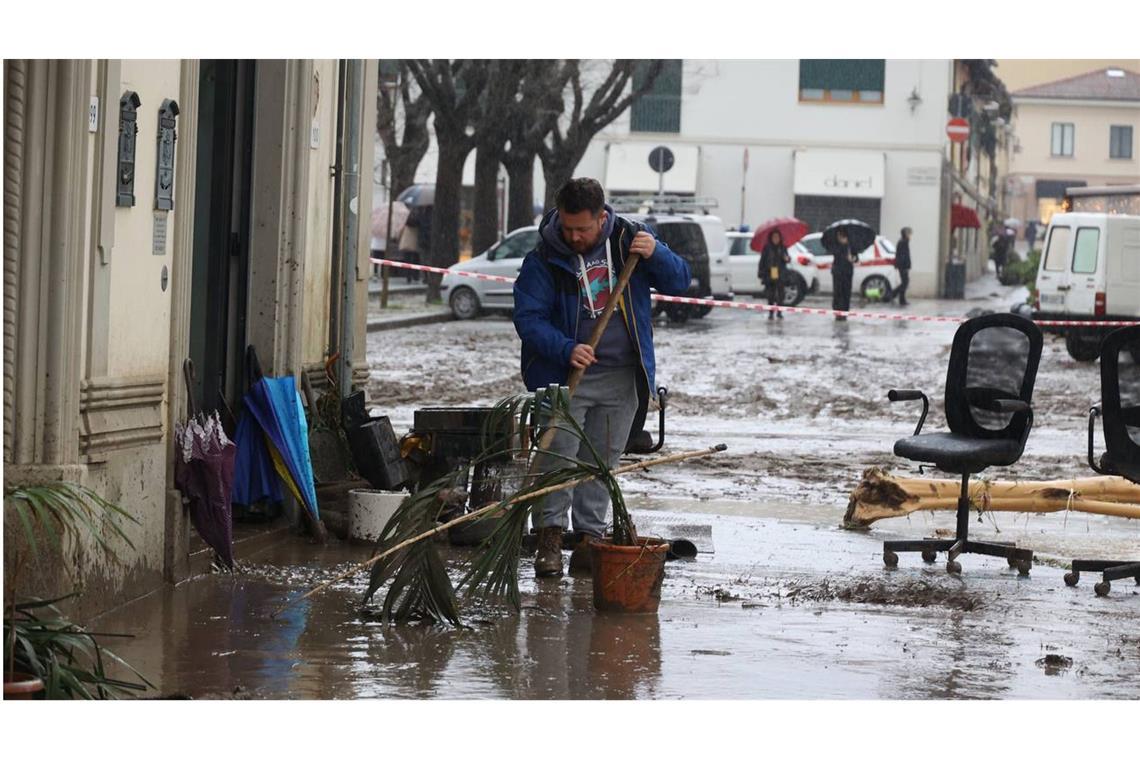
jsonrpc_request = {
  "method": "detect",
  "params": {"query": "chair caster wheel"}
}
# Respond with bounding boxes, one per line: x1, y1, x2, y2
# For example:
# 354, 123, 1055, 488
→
946, 560, 962, 575
1094, 581, 1111, 597
883, 550, 899, 568
1016, 560, 1032, 577
1064, 571, 1079, 587
921, 550, 937, 563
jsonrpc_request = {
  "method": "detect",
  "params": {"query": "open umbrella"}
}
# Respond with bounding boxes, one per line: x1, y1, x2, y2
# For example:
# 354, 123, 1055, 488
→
821, 219, 876, 255
371, 200, 410, 246
239, 347, 320, 524
175, 360, 236, 569
750, 217, 809, 252
397, 183, 435, 207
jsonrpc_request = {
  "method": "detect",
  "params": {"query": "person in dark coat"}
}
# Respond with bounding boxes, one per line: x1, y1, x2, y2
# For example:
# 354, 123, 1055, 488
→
758, 230, 791, 320
894, 227, 912, 307
990, 228, 1010, 279
830, 229, 858, 321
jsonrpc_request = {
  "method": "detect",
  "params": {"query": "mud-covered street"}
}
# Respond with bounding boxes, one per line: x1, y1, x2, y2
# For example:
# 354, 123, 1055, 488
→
94, 275, 1139, 699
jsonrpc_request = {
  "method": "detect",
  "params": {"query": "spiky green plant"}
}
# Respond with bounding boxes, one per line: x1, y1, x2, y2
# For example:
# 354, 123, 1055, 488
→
5, 595, 152, 699
362, 390, 637, 624
360, 470, 465, 626
6, 482, 136, 559
4, 482, 148, 698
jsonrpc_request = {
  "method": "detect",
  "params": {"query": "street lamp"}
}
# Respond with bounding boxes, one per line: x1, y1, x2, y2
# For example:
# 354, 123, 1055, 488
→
907, 87, 923, 113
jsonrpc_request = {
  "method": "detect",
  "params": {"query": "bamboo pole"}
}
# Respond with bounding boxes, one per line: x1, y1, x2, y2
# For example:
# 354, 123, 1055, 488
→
270, 443, 726, 618
271, 246, 647, 619
529, 252, 640, 457
844, 468, 1140, 528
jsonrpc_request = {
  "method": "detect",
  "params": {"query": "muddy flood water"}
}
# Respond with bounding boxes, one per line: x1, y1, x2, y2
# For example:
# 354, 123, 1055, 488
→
97, 500, 1139, 699
92, 276, 1139, 699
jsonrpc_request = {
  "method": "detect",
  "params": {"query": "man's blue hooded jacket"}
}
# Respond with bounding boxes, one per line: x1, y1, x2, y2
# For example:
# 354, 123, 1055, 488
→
512, 206, 692, 397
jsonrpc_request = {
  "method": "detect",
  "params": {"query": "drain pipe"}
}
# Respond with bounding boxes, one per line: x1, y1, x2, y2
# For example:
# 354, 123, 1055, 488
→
331, 60, 365, 399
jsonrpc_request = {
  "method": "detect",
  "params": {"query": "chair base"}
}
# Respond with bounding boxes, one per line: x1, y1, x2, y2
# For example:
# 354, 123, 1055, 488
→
883, 538, 1033, 575
1064, 560, 1140, 597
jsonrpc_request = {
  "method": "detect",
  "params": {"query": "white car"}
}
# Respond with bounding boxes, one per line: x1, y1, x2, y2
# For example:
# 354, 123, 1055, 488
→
725, 231, 815, 306
797, 232, 900, 302
441, 226, 539, 319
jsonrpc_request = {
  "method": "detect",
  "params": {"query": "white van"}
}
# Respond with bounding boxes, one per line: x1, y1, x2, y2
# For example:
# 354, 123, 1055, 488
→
1034, 211, 1140, 360
691, 215, 734, 301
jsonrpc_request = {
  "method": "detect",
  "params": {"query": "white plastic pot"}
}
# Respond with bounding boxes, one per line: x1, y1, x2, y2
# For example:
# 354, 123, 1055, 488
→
348, 489, 405, 543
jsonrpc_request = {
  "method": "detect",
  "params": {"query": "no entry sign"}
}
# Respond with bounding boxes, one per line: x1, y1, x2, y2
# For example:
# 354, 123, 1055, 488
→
946, 117, 970, 143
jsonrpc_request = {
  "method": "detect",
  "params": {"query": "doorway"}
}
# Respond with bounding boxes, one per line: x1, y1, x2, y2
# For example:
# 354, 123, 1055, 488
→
188, 59, 255, 421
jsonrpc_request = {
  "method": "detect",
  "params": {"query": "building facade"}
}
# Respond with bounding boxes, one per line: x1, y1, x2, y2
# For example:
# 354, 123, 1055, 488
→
3, 59, 377, 615
1007, 67, 1140, 226
571, 60, 956, 297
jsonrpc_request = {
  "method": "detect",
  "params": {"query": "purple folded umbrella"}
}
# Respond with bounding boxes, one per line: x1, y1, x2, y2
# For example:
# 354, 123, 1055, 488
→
175, 413, 237, 569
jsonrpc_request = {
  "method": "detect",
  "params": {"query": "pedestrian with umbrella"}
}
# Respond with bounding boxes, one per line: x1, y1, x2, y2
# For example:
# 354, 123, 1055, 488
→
822, 219, 875, 321
175, 359, 237, 569
750, 217, 807, 321
759, 231, 791, 319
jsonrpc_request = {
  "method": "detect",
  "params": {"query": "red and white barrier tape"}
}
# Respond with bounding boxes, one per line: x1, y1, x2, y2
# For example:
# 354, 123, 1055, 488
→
370, 257, 1135, 328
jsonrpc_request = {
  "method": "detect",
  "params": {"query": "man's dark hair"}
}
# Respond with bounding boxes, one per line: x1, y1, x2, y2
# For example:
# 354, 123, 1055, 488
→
555, 178, 605, 215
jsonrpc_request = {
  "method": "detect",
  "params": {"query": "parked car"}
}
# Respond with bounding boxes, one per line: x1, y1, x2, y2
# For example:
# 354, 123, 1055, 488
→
726, 230, 814, 306
441, 226, 539, 319
797, 232, 900, 302
441, 213, 714, 322
1033, 210, 1140, 361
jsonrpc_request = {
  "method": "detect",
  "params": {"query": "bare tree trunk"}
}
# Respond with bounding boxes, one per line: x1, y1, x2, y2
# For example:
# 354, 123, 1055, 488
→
425, 138, 471, 302
541, 155, 577, 213
471, 146, 502, 256
505, 153, 536, 231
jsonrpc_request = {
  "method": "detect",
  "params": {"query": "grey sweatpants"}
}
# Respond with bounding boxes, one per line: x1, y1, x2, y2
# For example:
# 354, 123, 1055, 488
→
533, 365, 639, 536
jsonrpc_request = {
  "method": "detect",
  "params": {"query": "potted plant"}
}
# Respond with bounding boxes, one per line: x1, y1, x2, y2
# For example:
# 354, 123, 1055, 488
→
4, 483, 152, 698
361, 390, 673, 623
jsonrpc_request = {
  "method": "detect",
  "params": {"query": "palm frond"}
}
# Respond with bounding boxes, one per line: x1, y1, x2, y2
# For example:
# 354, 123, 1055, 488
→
4, 482, 138, 563
4, 597, 152, 698
362, 472, 463, 625
460, 390, 637, 607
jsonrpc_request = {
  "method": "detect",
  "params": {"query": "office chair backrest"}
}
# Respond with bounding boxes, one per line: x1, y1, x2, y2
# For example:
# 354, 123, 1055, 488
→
1100, 325, 1140, 473
945, 313, 1043, 441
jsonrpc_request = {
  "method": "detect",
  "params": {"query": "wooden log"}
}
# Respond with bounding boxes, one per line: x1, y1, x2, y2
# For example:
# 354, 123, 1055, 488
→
843, 468, 1140, 528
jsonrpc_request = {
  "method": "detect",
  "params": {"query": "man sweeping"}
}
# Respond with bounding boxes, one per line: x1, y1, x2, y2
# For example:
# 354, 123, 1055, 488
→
512, 178, 691, 577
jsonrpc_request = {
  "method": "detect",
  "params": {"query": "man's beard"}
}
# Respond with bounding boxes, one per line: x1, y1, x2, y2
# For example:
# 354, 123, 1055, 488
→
568, 230, 603, 254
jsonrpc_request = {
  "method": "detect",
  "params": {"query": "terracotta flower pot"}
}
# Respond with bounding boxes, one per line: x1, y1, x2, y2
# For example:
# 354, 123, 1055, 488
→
589, 537, 668, 614
4, 672, 45, 699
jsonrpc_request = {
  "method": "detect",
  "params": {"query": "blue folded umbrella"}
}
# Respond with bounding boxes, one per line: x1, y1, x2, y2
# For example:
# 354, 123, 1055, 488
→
244, 375, 320, 522
231, 410, 284, 509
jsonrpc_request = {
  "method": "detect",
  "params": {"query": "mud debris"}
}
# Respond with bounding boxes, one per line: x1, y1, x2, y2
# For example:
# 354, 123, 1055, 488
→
781, 578, 984, 611
1036, 654, 1074, 675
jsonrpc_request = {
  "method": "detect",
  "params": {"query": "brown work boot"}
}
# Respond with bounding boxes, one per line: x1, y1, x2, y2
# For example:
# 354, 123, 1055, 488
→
534, 526, 564, 578
568, 533, 598, 576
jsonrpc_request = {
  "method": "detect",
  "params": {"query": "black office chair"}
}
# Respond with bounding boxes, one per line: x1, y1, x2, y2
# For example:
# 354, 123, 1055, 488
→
1064, 325, 1140, 596
883, 313, 1043, 575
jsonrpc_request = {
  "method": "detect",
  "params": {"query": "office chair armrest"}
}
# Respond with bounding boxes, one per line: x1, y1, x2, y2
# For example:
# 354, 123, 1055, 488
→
992, 398, 1030, 414
1087, 405, 1106, 475
888, 389, 929, 436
